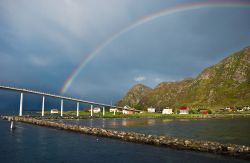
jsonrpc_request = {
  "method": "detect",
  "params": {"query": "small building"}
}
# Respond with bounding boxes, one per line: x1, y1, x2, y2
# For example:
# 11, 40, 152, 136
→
88, 107, 101, 113
179, 106, 189, 114
51, 109, 59, 114
200, 109, 209, 115
237, 108, 244, 112
123, 108, 136, 114
243, 106, 250, 111
162, 108, 173, 114
123, 105, 131, 110
147, 107, 156, 113
110, 108, 119, 113
93, 107, 101, 113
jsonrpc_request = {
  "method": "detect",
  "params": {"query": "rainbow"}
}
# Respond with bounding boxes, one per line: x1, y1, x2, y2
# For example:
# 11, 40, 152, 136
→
60, 0, 250, 94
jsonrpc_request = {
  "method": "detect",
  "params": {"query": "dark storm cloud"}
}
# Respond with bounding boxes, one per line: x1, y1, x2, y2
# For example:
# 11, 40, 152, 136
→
0, 0, 250, 109
70, 6, 250, 102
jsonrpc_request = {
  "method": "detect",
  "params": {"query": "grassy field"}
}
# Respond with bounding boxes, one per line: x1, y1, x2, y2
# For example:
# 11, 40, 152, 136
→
40, 110, 250, 119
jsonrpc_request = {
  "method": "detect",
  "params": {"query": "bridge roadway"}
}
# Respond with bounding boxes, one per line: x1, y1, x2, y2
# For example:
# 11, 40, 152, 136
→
0, 85, 140, 116
0, 85, 122, 108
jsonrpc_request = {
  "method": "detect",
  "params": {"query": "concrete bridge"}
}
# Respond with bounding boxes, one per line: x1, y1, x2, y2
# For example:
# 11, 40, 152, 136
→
0, 85, 139, 117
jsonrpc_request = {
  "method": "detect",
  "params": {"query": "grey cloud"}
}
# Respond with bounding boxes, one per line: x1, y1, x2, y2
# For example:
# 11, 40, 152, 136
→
1, 0, 250, 106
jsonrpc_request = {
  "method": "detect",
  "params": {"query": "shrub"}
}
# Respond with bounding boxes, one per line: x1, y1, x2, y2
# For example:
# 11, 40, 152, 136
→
189, 108, 198, 114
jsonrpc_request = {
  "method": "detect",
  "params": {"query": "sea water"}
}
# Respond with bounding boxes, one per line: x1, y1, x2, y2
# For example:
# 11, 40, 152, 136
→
0, 119, 248, 163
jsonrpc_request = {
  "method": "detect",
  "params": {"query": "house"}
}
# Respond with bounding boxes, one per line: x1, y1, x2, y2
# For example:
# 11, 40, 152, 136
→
123, 107, 136, 114
147, 107, 156, 113
200, 109, 209, 115
88, 107, 101, 113
179, 106, 189, 114
123, 105, 131, 110
51, 109, 59, 114
110, 108, 119, 112
162, 108, 173, 114
237, 108, 244, 112
93, 107, 101, 113
243, 106, 250, 111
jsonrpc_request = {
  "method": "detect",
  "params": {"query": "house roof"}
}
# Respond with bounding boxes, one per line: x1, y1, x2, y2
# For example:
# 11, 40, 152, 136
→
180, 106, 188, 110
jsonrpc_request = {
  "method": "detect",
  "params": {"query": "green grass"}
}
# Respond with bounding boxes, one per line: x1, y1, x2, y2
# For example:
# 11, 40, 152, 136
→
39, 110, 250, 119
61, 111, 214, 118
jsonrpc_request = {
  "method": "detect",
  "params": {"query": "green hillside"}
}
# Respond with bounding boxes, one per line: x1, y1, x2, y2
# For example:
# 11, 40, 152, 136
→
118, 46, 250, 111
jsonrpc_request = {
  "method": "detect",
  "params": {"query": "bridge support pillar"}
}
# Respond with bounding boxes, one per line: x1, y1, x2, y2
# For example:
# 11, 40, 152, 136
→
19, 93, 23, 116
42, 96, 45, 117
91, 105, 93, 117
61, 99, 63, 117
77, 102, 79, 117
103, 107, 105, 116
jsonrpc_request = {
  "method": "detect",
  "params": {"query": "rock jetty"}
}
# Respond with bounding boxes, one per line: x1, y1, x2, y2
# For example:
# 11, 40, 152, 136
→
2, 116, 250, 160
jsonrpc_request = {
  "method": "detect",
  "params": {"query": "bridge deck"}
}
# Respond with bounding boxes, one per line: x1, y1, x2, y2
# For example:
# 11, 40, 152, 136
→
0, 85, 125, 109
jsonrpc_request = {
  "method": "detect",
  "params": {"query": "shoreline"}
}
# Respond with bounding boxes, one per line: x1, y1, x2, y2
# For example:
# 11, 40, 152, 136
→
1, 116, 250, 160
2, 113, 249, 120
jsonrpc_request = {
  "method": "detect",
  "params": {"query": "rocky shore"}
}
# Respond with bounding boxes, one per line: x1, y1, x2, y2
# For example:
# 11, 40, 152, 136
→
2, 116, 250, 160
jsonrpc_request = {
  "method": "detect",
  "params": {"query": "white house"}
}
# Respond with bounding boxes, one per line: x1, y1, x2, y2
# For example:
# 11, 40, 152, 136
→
122, 110, 129, 114
122, 108, 135, 114
110, 108, 119, 112
147, 107, 156, 113
237, 108, 244, 112
243, 106, 250, 111
123, 105, 130, 110
162, 108, 173, 114
51, 109, 59, 114
93, 107, 101, 113
88, 107, 101, 113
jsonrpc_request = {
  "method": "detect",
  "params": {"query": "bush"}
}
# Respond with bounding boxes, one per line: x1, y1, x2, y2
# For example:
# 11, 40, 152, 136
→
189, 108, 198, 114
134, 104, 144, 111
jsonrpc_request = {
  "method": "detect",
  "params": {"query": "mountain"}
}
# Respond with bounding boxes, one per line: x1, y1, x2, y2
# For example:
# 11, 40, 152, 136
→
118, 46, 250, 111
117, 84, 152, 108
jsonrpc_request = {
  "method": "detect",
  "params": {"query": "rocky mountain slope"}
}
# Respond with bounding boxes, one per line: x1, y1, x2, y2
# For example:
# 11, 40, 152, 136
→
118, 46, 250, 110
117, 84, 152, 107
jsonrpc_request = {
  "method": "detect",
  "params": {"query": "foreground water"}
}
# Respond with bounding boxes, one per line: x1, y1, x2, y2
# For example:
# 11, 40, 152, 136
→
0, 119, 249, 163
63, 117, 250, 146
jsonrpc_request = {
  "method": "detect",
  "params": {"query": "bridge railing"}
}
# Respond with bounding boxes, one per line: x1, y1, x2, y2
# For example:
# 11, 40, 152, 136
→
0, 85, 141, 117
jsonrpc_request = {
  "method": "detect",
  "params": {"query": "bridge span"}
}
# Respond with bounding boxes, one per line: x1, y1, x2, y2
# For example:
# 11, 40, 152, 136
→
0, 85, 137, 117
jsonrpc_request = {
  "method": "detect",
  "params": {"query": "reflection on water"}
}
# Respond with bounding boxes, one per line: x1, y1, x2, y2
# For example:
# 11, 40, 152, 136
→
63, 117, 250, 146
121, 118, 158, 126
162, 119, 173, 123
0, 120, 247, 163
101, 118, 173, 127
178, 119, 191, 122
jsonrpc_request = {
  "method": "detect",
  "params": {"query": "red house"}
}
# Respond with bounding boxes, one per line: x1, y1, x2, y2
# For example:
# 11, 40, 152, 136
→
200, 109, 209, 115
179, 106, 189, 114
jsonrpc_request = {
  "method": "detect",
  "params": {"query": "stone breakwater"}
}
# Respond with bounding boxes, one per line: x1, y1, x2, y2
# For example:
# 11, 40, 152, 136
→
2, 116, 250, 160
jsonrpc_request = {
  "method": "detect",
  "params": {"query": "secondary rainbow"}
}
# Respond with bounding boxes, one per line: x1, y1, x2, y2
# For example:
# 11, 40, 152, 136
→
61, 0, 250, 94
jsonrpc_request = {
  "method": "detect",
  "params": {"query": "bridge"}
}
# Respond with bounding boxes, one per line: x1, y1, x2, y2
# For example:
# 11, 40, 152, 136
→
0, 85, 139, 117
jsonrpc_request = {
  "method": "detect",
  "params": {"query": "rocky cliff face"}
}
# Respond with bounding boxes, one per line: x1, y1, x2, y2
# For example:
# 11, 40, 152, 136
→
117, 84, 152, 107
118, 46, 250, 110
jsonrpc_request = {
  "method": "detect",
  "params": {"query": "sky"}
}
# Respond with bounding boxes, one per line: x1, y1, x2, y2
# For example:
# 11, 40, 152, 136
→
0, 0, 250, 111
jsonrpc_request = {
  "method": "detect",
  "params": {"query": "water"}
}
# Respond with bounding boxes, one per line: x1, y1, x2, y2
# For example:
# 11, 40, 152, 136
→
0, 120, 248, 163
63, 117, 250, 146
